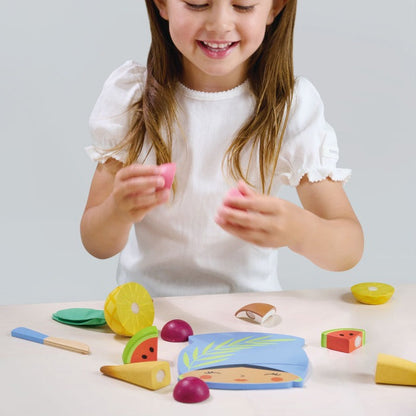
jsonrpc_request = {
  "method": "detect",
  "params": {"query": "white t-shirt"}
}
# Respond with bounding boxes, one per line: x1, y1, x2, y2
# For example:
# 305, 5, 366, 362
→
86, 60, 351, 297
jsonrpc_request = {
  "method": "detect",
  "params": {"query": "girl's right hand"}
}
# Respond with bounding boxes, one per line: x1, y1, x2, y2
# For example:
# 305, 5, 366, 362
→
110, 163, 170, 225
81, 159, 170, 259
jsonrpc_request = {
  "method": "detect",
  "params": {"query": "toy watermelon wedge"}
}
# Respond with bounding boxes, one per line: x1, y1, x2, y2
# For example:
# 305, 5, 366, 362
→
104, 282, 154, 337
123, 326, 159, 364
321, 328, 366, 353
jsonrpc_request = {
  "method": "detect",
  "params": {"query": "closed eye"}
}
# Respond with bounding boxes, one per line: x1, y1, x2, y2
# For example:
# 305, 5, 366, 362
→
185, 2, 208, 10
185, 2, 256, 12
233, 5, 255, 13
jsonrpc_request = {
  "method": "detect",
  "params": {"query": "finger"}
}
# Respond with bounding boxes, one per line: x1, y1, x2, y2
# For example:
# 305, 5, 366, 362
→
222, 189, 273, 215
117, 175, 165, 197
117, 163, 162, 181
234, 181, 287, 215
223, 189, 245, 209
235, 194, 284, 216
237, 180, 257, 197
216, 206, 267, 231
216, 219, 269, 247
126, 188, 170, 211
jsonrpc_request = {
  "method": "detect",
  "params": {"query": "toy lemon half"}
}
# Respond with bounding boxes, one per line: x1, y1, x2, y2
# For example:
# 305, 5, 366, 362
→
351, 282, 394, 305
104, 282, 155, 336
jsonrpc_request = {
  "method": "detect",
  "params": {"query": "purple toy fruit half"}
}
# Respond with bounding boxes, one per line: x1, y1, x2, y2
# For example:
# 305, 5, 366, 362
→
161, 319, 193, 342
173, 377, 210, 403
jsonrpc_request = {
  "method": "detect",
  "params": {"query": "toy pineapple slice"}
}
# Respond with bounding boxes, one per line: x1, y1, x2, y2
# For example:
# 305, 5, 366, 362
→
104, 282, 154, 336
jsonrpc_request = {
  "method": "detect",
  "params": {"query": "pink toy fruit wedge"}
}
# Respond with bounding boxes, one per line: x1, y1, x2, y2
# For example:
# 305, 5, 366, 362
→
159, 163, 176, 190
223, 187, 246, 210
223, 187, 244, 206
226, 187, 244, 198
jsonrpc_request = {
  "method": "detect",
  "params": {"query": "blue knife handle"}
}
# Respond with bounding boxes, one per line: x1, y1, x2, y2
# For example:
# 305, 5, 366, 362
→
11, 327, 48, 344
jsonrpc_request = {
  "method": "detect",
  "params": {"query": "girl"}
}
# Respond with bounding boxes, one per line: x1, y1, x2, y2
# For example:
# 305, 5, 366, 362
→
81, 0, 364, 296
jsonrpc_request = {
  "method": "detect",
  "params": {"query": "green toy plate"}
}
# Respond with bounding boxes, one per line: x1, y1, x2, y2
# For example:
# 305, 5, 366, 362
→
52, 308, 106, 327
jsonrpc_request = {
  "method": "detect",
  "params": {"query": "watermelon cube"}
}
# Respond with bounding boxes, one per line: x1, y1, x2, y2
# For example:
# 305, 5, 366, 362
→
321, 328, 366, 353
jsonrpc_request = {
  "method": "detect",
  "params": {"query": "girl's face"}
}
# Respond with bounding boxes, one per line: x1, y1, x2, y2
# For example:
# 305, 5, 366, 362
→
154, 0, 286, 92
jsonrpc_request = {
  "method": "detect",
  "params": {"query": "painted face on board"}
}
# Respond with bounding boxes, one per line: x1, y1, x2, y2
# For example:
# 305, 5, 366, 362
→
182, 365, 300, 384
154, 0, 286, 92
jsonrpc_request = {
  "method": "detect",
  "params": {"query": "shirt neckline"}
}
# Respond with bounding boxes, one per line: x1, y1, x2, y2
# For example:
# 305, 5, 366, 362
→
177, 80, 250, 101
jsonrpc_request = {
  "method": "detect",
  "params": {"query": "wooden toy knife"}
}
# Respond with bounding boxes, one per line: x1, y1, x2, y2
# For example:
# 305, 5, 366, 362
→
11, 327, 90, 354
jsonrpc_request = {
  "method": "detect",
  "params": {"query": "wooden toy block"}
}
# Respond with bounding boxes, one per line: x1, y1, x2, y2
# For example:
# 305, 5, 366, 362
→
375, 353, 416, 386
321, 328, 365, 353
100, 361, 171, 390
122, 326, 158, 364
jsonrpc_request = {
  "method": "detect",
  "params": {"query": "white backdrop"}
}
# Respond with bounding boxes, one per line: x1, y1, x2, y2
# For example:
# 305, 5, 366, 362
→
1, 1, 415, 305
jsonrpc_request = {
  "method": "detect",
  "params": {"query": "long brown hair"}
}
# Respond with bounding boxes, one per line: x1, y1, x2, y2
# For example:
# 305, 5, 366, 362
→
117, 0, 297, 194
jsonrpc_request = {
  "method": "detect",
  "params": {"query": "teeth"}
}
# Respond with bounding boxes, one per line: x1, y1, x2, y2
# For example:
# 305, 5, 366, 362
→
202, 41, 233, 49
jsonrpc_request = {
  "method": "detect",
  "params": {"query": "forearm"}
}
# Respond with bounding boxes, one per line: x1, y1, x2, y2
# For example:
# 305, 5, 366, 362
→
288, 209, 364, 271
80, 198, 133, 259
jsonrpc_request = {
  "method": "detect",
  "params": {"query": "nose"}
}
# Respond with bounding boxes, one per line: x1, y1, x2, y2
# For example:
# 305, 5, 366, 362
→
205, 5, 234, 35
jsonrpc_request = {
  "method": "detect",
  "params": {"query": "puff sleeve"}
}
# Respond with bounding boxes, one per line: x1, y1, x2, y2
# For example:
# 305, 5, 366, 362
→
276, 77, 351, 186
86, 60, 146, 163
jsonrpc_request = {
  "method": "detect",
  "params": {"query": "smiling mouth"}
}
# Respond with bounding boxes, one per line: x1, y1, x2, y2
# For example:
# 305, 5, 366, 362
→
198, 40, 239, 53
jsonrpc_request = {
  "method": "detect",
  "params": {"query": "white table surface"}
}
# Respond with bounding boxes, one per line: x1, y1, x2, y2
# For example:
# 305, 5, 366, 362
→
1, 285, 415, 416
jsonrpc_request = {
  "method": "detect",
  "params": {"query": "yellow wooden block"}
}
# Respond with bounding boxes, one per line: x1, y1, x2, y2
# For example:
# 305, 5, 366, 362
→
375, 353, 416, 386
100, 361, 171, 390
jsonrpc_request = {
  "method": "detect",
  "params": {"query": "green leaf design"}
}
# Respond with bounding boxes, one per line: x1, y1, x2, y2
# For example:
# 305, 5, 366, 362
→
197, 354, 232, 361
192, 346, 199, 361
202, 341, 215, 354
253, 336, 273, 342
228, 336, 252, 346
183, 352, 190, 370
193, 359, 231, 369
184, 335, 296, 371
214, 339, 234, 349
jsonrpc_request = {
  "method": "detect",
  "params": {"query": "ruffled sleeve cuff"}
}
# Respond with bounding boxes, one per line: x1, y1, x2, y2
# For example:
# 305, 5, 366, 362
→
276, 77, 352, 187
86, 60, 146, 163
84, 145, 128, 164
278, 166, 352, 187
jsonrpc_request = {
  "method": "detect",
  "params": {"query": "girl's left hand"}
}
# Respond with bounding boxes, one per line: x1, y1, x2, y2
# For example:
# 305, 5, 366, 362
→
215, 181, 303, 248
